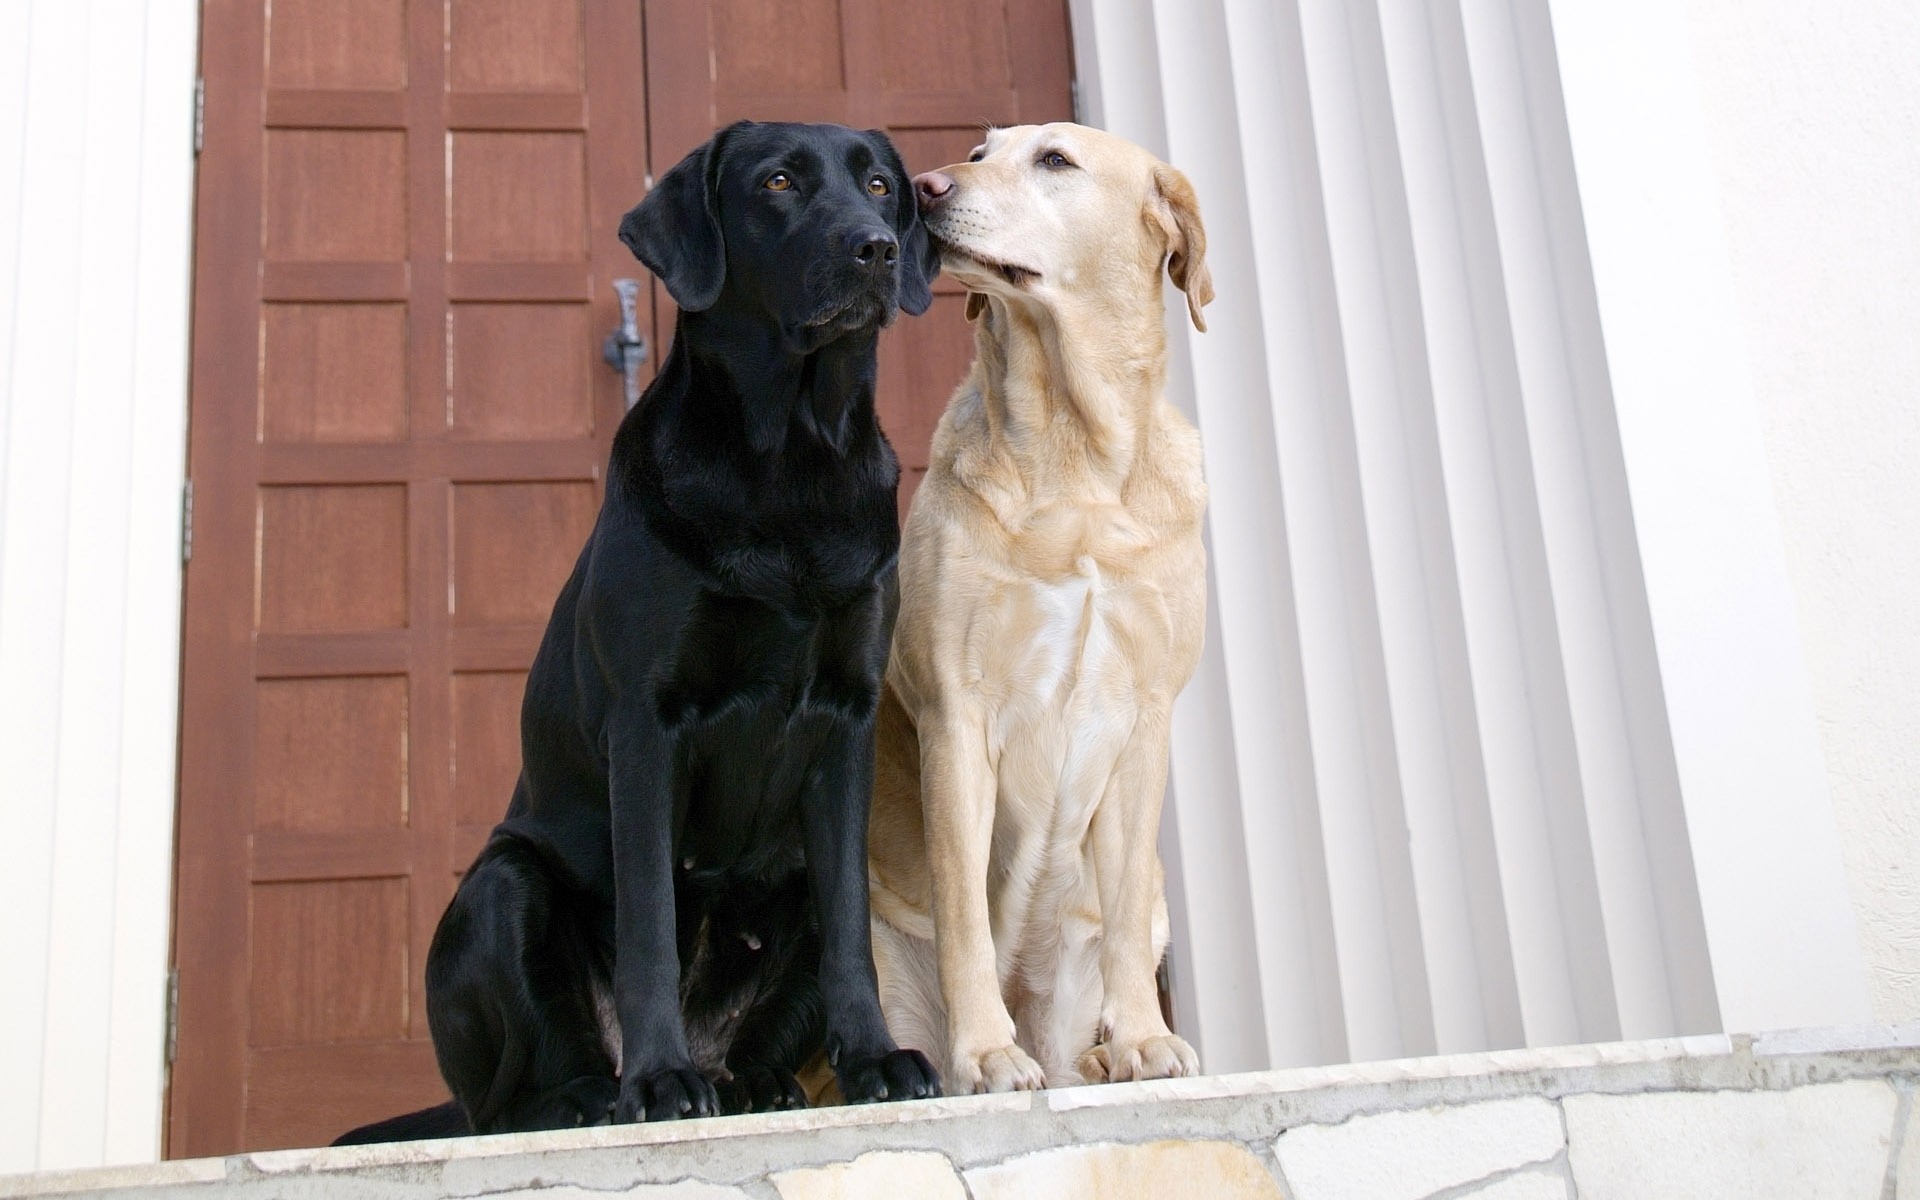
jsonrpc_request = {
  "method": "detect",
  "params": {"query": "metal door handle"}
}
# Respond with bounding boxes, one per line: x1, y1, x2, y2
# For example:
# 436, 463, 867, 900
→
602, 278, 649, 410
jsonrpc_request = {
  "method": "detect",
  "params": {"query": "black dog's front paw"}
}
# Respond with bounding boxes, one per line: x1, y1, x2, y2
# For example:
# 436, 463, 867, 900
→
616, 1067, 722, 1123
836, 1048, 942, 1104
716, 1066, 809, 1115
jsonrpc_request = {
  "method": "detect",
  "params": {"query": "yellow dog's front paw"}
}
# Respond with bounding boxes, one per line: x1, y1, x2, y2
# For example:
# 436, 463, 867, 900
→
951, 1042, 1047, 1094
1080, 1033, 1198, 1084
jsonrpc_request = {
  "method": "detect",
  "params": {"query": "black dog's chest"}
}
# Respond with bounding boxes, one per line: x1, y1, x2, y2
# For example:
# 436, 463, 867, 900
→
662, 595, 846, 722
654, 452, 899, 613
663, 593, 877, 861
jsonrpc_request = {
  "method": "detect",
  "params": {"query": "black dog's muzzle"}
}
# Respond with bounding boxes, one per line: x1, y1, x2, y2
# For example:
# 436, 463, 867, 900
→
803, 227, 907, 332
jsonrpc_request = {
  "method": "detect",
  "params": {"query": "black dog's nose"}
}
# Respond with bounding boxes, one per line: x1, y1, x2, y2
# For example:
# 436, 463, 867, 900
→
850, 228, 899, 270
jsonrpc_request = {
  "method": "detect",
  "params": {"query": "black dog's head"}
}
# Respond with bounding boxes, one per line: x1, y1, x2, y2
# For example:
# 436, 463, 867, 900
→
619, 121, 938, 351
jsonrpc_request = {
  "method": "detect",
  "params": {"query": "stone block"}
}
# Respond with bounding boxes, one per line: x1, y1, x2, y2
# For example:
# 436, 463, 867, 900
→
1895, 1093, 1918, 1200
965, 1139, 1284, 1200
483, 1186, 748, 1200
1461, 1168, 1572, 1199
0, 1158, 226, 1199
1272, 1097, 1563, 1200
771, 1150, 966, 1200
1564, 1080, 1897, 1199
1751, 1023, 1920, 1057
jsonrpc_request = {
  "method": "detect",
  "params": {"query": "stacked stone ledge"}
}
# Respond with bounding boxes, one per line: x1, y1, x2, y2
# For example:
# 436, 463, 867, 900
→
6, 1025, 1916, 1199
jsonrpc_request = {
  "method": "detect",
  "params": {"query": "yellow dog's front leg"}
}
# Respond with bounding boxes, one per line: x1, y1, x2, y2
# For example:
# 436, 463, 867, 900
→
919, 703, 1047, 1093
1080, 703, 1198, 1084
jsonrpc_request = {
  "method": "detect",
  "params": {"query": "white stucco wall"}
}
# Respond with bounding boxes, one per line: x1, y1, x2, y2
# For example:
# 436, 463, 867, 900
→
1684, 0, 1920, 1022
0, 0, 198, 1174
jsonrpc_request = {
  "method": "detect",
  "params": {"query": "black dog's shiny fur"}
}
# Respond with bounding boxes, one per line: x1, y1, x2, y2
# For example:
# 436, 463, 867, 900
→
336, 122, 942, 1145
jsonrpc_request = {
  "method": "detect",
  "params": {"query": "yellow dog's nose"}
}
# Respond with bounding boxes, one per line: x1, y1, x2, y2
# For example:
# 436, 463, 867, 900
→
913, 170, 956, 213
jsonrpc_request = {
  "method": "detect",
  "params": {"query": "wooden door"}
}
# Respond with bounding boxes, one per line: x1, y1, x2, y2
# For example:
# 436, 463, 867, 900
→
172, 0, 649, 1155
173, 0, 1073, 1156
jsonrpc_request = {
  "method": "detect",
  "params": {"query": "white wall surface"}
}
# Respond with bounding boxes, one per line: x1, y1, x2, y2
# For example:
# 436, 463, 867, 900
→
1547, 0, 1871, 1036
0, 0, 198, 1175
1683, 0, 1920, 1024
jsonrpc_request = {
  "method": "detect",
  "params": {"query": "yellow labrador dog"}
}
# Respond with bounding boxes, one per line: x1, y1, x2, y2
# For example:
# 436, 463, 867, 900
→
867, 124, 1212, 1092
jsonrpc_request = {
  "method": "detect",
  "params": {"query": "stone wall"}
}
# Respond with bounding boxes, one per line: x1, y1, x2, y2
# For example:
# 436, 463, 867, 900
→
7, 1026, 1915, 1200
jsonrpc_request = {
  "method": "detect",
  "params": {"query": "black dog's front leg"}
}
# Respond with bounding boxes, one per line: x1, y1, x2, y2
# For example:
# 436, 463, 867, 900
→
801, 717, 942, 1103
608, 711, 720, 1122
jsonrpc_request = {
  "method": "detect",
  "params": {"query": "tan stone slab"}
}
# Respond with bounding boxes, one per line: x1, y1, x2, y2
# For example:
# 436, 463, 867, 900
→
965, 1139, 1284, 1200
771, 1150, 966, 1200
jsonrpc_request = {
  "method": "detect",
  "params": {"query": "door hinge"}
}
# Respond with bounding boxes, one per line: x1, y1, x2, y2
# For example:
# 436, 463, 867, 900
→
165, 967, 179, 1065
181, 479, 193, 564
193, 78, 204, 155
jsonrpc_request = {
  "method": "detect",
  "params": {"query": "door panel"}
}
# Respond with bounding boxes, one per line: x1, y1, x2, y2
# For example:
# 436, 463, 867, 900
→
175, 0, 1073, 1156
173, 0, 648, 1156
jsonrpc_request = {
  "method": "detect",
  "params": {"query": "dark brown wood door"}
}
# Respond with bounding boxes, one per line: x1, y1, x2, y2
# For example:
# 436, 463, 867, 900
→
173, 0, 649, 1155
172, 0, 1072, 1157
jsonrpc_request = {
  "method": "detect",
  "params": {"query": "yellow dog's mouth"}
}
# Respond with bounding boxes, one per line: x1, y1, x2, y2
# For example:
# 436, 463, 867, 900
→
933, 235, 1039, 287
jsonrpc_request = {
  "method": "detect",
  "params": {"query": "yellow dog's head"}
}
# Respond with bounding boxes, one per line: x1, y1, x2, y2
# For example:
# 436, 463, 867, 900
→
912, 123, 1213, 333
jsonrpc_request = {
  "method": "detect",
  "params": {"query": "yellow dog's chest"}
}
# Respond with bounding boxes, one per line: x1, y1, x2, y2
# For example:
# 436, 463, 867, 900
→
971, 499, 1174, 698
969, 508, 1177, 837
983, 560, 1159, 852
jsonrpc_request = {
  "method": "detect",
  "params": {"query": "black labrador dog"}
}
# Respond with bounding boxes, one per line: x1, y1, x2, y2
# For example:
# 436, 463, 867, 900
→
336, 121, 941, 1144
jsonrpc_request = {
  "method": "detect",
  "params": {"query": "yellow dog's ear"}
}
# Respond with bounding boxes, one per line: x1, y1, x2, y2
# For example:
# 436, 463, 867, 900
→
1148, 164, 1213, 332
966, 292, 987, 322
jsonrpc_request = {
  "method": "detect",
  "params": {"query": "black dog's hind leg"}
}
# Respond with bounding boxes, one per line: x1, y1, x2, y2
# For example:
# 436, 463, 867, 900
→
721, 952, 824, 1112
426, 837, 620, 1134
800, 712, 942, 1103
713, 883, 826, 1114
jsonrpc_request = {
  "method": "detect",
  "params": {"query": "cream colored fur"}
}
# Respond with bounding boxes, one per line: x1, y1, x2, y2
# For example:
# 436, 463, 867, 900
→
867, 124, 1213, 1093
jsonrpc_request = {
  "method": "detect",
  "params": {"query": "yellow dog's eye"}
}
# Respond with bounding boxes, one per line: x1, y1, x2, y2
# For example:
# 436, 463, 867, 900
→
867, 176, 890, 196
764, 172, 793, 191
1040, 151, 1072, 169
967, 148, 985, 163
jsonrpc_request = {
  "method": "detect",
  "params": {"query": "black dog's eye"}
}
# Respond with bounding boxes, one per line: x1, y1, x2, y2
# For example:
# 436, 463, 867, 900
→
867, 176, 891, 196
967, 148, 985, 163
1039, 150, 1074, 170
764, 172, 794, 192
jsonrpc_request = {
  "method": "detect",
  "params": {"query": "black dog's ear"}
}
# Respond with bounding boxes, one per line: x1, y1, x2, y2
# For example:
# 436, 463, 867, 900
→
871, 132, 938, 316
898, 208, 939, 317
618, 123, 745, 312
